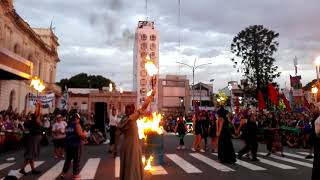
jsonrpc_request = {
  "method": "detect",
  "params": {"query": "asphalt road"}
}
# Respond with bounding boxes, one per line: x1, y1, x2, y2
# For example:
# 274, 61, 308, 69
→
0, 134, 314, 180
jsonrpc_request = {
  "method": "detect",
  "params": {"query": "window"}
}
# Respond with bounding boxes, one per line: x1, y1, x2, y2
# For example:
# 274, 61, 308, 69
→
141, 34, 147, 41
140, 52, 147, 59
150, 52, 156, 59
140, 79, 147, 86
9, 90, 16, 109
150, 34, 156, 41
140, 70, 147, 77
140, 43, 147, 51
140, 88, 147, 95
150, 43, 156, 51
140, 61, 146, 68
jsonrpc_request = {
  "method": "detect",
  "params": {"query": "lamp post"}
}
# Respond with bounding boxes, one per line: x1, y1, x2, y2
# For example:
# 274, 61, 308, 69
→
228, 83, 233, 113
176, 59, 212, 111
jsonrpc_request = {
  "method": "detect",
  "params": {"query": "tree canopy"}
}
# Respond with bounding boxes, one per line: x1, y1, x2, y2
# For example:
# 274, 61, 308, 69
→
231, 25, 281, 93
57, 73, 115, 91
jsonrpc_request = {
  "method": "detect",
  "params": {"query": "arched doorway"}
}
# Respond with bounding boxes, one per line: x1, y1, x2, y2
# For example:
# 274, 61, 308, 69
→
9, 90, 16, 110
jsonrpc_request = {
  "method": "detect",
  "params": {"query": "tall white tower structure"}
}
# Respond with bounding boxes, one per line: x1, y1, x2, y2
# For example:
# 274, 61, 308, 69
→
133, 21, 159, 111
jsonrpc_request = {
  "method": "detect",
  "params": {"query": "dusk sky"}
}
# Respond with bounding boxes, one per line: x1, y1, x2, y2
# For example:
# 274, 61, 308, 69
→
14, 0, 320, 92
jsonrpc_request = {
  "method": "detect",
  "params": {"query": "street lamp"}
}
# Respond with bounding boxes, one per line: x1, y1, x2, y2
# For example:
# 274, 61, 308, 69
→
176, 59, 212, 110
228, 83, 233, 113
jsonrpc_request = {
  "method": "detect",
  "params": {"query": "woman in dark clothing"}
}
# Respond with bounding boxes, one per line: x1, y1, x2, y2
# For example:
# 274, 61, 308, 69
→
208, 114, 218, 152
174, 114, 187, 150
216, 107, 236, 164
200, 112, 209, 152
265, 113, 285, 157
60, 113, 87, 180
19, 103, 42, 176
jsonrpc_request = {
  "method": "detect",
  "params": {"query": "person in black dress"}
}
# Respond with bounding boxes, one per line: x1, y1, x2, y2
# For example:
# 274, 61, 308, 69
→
216, 107, 236, 164
237, 113, 259, 161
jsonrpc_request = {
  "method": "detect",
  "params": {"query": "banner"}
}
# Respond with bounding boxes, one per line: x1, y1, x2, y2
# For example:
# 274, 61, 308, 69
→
29, 93, 55, 109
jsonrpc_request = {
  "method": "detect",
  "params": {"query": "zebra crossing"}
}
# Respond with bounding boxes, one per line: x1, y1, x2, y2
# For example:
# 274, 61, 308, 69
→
0, 151, 314, 179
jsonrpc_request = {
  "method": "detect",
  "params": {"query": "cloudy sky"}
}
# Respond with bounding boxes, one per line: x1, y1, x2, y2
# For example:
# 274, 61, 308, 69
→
14, 0, 320, 92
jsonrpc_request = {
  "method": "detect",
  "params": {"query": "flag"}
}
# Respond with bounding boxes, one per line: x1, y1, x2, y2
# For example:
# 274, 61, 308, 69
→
280, 94, 291, 112
257, 90, 266, 111
268, 82, 279, 106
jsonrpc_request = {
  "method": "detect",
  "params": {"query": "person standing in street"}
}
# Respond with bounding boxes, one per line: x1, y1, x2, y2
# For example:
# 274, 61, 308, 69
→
19, 101, 42, 176
174, 114, 187, 150
108, 107, 120, 154
117, 89, 156, 180
52, 114, 67, 158
191, 113, 202, 152
60, 113, 87, 180
237, 113, 259, 161
208, 113, 218, 153
216, 107, 236, 164
200, 112, 210, 152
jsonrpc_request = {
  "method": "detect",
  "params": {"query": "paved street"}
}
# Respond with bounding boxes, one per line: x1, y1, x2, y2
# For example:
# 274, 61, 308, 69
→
0, 134, 313, 180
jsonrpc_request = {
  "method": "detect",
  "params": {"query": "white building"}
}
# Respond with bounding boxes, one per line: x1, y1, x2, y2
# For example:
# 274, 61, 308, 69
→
133, 21, 159, 111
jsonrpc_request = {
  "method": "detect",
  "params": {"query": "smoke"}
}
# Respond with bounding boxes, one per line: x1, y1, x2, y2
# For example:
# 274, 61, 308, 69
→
89, 0, 135, 49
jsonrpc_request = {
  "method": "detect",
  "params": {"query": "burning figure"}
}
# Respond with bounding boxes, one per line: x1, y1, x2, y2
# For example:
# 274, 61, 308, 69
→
118, 89, 156, 180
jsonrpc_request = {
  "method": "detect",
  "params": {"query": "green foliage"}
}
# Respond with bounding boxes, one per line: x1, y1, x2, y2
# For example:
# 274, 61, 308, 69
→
231, 25, 281, 92
56, 73, 115, 91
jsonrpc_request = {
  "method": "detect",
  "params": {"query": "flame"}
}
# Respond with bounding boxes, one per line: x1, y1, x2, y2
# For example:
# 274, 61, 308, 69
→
144, 156, 153, 171
137, 112, 164, 140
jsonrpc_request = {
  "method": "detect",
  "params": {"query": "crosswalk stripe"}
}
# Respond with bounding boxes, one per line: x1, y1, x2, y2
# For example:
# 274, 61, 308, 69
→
38, 160, 64, 180
0, 162, 15, 171
166, 154, 202, 173
80, 158, 101, 179
0, 161, 44, 180
297, 152, 314, 156
115, 157, 120, 178
190, 153, 234, 172
258, 153, 313, 168
151, 166, 168, 175
280, 152, 313, 162
257, 157, 296, 170
212, 153, 266, 171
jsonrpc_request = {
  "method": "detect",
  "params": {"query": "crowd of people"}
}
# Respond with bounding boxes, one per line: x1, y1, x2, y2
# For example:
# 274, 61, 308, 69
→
166, 105, 317, 158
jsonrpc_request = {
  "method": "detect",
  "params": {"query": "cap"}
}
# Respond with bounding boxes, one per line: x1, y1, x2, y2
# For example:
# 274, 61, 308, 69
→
56, 114, 62, 118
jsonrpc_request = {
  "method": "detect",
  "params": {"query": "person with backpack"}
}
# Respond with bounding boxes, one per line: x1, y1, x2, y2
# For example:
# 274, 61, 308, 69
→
174, 114, 187, 150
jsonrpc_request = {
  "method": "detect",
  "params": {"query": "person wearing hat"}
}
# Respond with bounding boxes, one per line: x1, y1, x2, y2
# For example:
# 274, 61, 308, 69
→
52, 114, 67, 158
60, 113, 87, 180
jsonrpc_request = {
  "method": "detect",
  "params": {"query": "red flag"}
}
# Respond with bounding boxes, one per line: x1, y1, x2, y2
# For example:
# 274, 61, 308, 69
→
280, 94, 291, 112
235, 96, 240, 114
268, 82, 279, 106
257, 90, 266, 111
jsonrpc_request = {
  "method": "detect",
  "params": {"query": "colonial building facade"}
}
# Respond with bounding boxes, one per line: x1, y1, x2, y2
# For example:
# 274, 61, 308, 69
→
0, 0, 60, 113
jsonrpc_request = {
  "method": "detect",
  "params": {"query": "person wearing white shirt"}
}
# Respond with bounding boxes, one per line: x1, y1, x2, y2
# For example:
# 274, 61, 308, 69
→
109, 107, 120, 153
52, 114, 67, 158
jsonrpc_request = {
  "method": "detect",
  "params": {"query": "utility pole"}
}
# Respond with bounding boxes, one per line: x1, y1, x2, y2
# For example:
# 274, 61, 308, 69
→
176, 59, 212, 111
